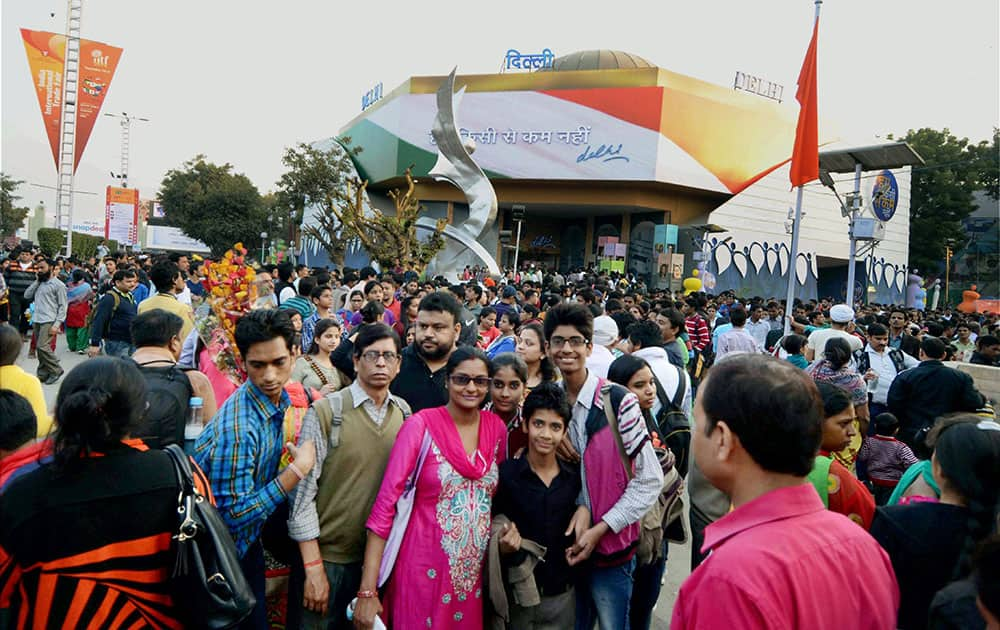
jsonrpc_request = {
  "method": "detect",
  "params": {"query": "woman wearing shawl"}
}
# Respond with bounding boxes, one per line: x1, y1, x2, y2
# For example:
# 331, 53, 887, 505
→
807, 336, 869, 472
355, 347, 507, 629
64, 269, 93, 354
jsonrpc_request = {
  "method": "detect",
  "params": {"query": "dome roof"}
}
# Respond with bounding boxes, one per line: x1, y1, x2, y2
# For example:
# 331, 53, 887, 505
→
542, 50, 655, 72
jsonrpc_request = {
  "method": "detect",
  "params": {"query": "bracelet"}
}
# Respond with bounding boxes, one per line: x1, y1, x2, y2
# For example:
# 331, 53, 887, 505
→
357, 589, 378, 599
303, 558, 323, 569
287, 462, 305, 481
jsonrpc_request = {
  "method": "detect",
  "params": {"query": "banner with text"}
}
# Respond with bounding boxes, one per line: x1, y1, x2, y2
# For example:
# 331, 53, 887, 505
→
105, 186, 139, 245
21, 29, 123, 172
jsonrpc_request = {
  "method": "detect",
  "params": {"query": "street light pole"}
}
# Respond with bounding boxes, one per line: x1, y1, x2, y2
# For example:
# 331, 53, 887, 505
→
944, 245, 952, 306
260, 232, 268, 264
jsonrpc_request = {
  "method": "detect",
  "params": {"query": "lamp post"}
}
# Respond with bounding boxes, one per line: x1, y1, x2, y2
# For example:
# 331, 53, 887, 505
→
260, 232, 268, 264
944, 244, 953, 307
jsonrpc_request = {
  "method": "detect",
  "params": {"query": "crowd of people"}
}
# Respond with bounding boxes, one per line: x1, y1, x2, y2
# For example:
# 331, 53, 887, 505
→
1, 245, 999, 629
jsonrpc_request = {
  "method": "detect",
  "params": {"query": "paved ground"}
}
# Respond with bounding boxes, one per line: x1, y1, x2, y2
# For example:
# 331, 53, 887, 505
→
23, 333, 690, 628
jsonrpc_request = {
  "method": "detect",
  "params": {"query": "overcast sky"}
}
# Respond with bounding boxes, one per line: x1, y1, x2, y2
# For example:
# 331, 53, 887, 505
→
2, 0, 997, 225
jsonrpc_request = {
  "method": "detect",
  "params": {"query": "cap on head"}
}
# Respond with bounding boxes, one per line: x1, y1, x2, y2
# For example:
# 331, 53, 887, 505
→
592, 315, 619, 346
829, 304, 855, 323
502, 285, 518, 298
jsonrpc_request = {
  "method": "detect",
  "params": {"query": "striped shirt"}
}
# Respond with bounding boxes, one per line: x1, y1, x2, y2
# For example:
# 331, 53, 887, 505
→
685, 314, 710, 352
0, 441, 211, 629
194, 380, 291, 557
858, 435, 919, 483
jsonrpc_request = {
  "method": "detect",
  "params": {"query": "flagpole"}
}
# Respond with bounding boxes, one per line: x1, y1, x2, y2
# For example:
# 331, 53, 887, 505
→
783, 0, 822, 336
783, 186, 805, 336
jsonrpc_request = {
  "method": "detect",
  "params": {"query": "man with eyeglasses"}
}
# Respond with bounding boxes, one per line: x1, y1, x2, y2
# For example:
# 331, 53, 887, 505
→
544, 302, 662, 630
389, 291, 463, 412
288, 323, 410, 628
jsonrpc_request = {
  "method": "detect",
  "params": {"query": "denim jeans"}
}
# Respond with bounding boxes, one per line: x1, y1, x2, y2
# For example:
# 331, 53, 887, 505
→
103, 339, 134, 358
575, 557, 636, 630
630, 542, 668, 630
286, 559, 362, 630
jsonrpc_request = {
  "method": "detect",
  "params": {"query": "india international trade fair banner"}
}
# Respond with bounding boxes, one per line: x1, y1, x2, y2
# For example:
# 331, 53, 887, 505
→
20, 28, 123, 172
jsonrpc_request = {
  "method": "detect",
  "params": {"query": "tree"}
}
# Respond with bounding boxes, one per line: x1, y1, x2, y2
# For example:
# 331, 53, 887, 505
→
278, 142, 447, 272
892, 128, 996, 273
275, 141, 361, 265
158, 156, 268, 255
1, 173, 31, 238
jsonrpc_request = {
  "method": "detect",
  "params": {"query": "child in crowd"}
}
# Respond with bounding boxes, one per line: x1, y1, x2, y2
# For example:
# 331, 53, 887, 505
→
491, 382, 581, 629
858, 412, 919, 505
782, 334, 808, 368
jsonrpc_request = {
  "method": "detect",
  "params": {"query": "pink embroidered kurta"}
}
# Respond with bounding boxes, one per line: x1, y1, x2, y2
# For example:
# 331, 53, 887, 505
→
367, 406, 506, 629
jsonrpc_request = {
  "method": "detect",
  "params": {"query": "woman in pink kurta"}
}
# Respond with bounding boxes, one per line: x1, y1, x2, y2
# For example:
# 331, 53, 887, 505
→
357, 347, 507, 629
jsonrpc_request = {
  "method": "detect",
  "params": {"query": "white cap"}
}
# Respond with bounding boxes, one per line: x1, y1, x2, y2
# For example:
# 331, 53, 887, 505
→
829, 304, 855, 323
592, 316, 619, 346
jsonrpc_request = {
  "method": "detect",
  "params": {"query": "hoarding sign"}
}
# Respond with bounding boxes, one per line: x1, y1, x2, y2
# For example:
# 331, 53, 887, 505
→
105, 186, 139, 245
145, 225, 210, 253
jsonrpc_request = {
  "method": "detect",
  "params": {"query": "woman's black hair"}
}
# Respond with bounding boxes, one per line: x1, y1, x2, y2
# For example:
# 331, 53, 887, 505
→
399, 296, 418, 328
518, 323, 555, 382
445, 346, 494, 408
307, 318, 342, 355
607, 354, 652, 390
363, 280, 382, 299
491, 352, 527, 383
52, 358, 148, 469
782, 334, 806, 355
445, 346, 494, 379
822, 337, 853, 370
359, 300, 384, 325
816, 381, 852, 418
933, 417, 1000, 578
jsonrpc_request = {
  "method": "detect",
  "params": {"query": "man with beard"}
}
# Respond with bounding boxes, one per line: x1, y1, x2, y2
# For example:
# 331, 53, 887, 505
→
23, 258, 67, 384
389, 291, 461, 412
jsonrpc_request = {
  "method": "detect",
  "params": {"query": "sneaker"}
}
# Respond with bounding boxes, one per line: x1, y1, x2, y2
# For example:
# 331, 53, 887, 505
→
77, 349, 85, 355
44, 372, 64, 385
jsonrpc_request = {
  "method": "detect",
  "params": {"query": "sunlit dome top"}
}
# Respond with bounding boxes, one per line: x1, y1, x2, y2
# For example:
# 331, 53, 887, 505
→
542, 50, 655, 72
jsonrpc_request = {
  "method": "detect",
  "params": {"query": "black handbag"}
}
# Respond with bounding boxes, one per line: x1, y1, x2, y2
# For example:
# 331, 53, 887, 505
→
164, 445, 256, 629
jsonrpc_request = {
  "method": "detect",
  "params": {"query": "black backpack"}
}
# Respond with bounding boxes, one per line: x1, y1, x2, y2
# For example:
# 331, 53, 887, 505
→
651, 365, 691, 478
133, 361, 195, 449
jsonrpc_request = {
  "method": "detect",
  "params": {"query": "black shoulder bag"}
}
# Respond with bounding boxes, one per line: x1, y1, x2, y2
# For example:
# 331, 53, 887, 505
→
164, 445, 256, 629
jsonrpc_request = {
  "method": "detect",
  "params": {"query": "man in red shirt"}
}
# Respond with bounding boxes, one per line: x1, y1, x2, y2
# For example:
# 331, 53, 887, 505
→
672, 354, 898, 630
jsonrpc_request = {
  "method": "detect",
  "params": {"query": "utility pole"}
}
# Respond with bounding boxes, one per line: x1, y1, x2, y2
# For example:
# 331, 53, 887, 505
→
104, 112, 150, 188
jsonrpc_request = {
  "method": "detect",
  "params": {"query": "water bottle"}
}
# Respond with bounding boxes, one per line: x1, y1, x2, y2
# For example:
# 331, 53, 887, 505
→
184, 397, 204, 456
346, 598, 386, 630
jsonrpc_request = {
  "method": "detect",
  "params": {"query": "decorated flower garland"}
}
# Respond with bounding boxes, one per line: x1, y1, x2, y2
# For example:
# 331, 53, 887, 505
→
195, 243, 259, 384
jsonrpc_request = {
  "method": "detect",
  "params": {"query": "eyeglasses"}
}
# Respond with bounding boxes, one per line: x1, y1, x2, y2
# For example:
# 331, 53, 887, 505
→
549, 335, 588, 349
360, 351, 400, 364
449, 374, 491, 388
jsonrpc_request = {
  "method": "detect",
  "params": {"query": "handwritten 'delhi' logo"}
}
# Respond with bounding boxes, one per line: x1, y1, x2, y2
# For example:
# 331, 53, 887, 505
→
90, 49, 110, 67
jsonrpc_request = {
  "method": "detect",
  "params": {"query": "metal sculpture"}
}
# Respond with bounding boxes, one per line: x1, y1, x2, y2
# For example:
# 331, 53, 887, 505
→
417, 68, 501, 276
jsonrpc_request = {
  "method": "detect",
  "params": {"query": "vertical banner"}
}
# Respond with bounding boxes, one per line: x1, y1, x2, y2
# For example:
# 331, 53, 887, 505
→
20, 29, 65, 168
106, 186, 139, 245
75, 39, 123, 169
21, 29, 123, 173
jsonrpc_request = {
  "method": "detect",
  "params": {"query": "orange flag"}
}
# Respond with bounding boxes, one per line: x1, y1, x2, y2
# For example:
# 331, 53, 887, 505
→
790, 18, 819, 188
